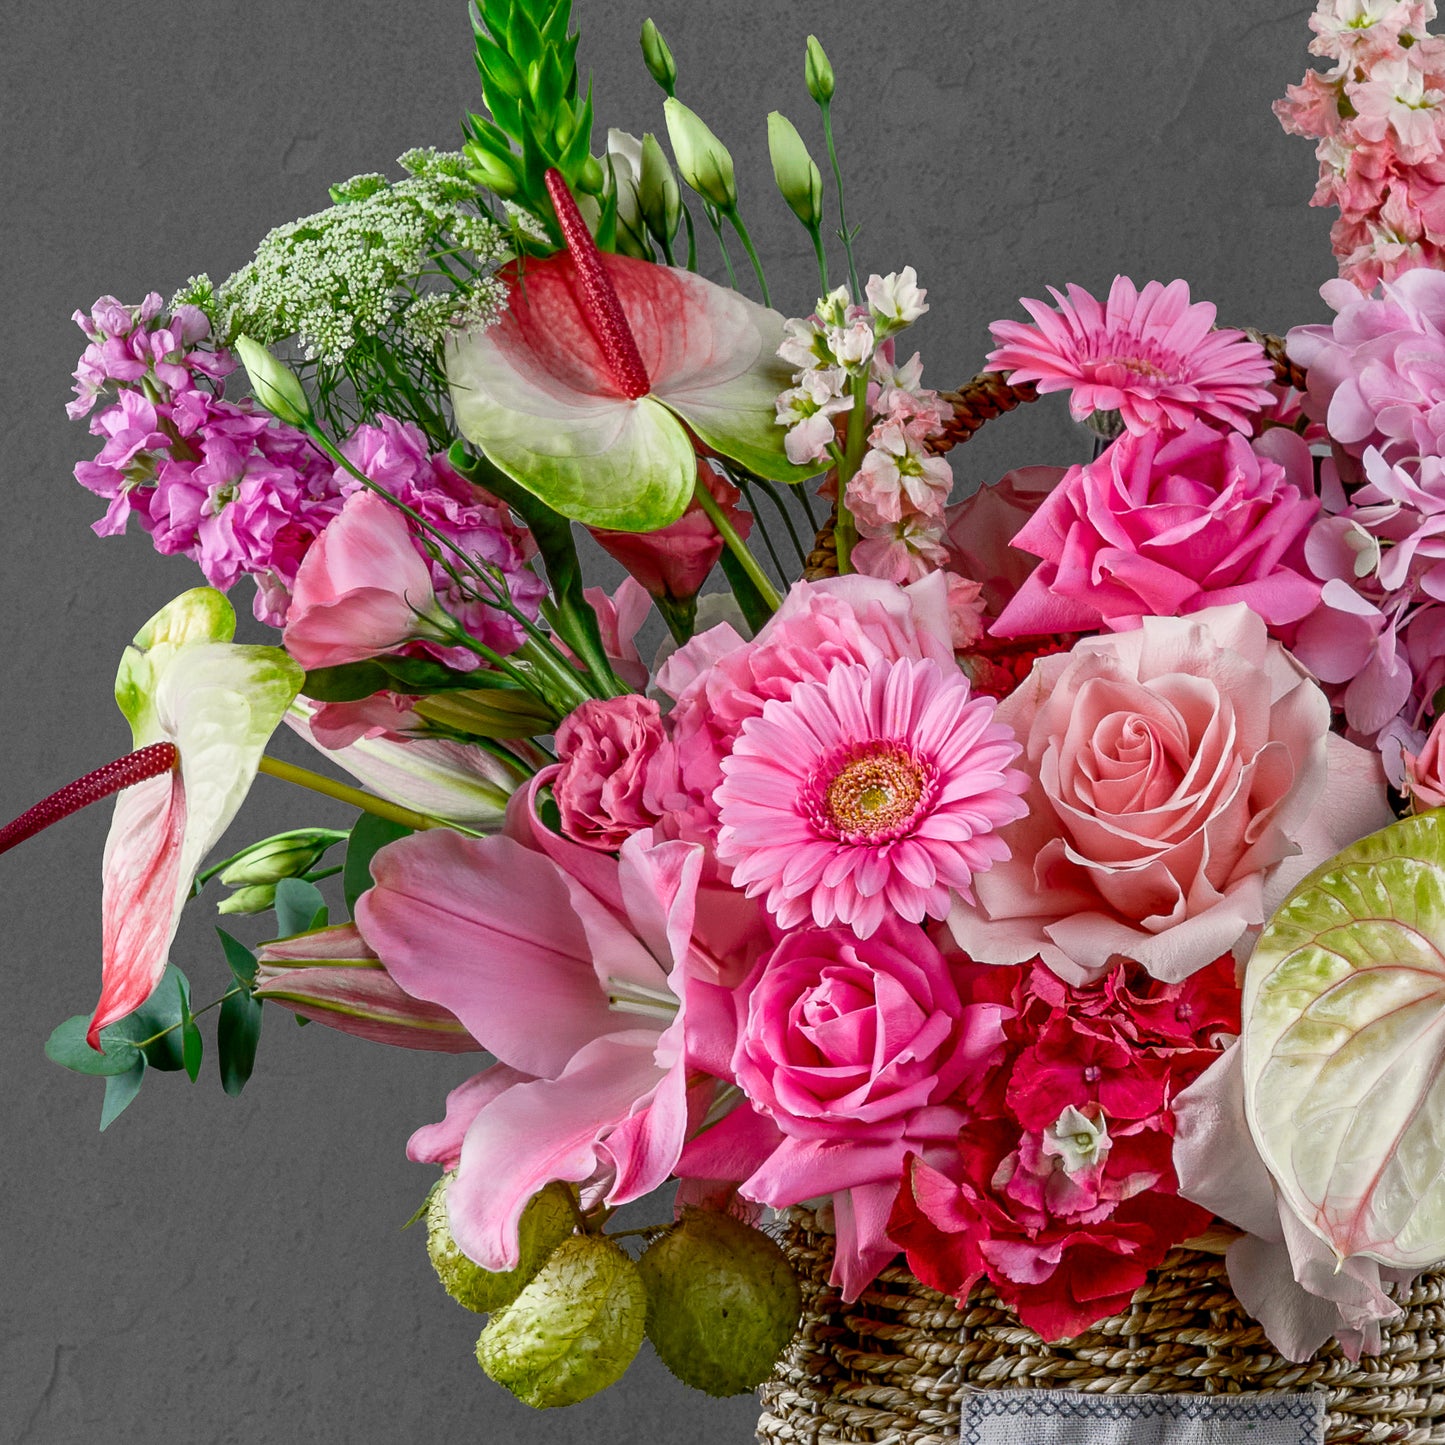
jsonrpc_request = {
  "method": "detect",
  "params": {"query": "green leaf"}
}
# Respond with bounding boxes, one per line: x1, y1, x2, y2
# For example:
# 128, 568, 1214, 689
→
218, 987, 263, 1097
182, 1018, 203, 1083
718, 546, 772, 637
45, 1016, 140, 1076
301, 661, 390, 703
344, 813, 415, 916
274, 877, 328, 938
99, 1056, 146, 1131
109, 964, 189, 1072
216, 928, 258, 987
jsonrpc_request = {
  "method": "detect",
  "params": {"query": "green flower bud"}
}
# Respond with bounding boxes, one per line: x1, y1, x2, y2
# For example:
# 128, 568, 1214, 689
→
216, 883, 277, 916
234, 336, 311, 427
805, 35, 836, 104
663, 98, 737, 213
464, 145, 522, 200
638, 133, 682, 248
217, 828, 348, 887
476, 1235, 646, 1408
767, 112, 824, 230
640, 19, 677, 96
578, 154, 606, 197
638, 1209, 801, 1397
427, 1174, 575, 1315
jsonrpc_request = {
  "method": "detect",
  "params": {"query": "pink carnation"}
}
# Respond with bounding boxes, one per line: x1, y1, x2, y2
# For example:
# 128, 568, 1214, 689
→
949, 606, 1394, 984
553, 696, 676, 851
985, 277, 1276, 437
992, 422, 1321, 637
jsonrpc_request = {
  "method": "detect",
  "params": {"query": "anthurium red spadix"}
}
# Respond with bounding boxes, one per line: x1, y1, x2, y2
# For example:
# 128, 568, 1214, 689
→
445, 168, 814, 533
0, 588, 303, 1045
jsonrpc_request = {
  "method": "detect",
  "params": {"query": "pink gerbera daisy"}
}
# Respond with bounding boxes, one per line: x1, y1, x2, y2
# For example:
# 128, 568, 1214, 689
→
986, 276, 1275, 435
715, 657, 1027, 938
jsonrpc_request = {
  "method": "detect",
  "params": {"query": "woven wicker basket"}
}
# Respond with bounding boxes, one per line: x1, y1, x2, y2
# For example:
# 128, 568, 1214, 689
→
756, 1208, 1445, 1445
762, 334, 1445, 1443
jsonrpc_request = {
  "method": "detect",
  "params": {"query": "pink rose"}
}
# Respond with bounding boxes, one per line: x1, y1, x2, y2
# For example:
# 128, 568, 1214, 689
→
949, 605, 1394, 984
1406, 711, 1445, 809
654, 572, 956, 842
553, 695, 676, 850
943, 467, 1060, 618
993, 422, 1321, 638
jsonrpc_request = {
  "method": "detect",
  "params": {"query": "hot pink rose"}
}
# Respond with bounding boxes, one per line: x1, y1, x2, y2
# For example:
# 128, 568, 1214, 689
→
993, 422, 1321, 637
1406, 711, 1445, 809
949, 605, 1394, 984
283, 490, 445, 670
553, 695, 676, 850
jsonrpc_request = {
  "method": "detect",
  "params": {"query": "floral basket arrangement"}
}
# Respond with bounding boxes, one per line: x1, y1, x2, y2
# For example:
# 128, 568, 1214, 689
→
13, 2, 1445, 1441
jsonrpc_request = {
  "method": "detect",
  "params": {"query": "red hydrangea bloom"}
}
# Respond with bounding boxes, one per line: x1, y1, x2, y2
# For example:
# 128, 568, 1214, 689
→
888, 954, 1237, 1341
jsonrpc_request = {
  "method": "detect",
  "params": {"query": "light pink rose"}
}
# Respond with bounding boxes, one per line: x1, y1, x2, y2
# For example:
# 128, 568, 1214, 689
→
949, 605, 1394, 983
553, 696, 676, 850
283, 490, 444, 670
654, 572, 956, 842
943, 467, 1060, 619
994, 423, 1321, 638
1406, 711, 1445, 809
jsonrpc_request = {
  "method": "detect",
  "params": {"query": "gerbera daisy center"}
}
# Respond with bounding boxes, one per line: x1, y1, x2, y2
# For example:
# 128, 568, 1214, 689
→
816, 741, 930, 838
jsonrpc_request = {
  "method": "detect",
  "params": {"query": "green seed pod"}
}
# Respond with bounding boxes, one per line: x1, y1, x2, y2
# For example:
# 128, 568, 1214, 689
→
426, 1174, 575, 1315
804, 35, 836, 104
637, 1209, 802, 1397
767, 112, 824, 230
476, 1235, 646, 1408
640, 18, 677, 96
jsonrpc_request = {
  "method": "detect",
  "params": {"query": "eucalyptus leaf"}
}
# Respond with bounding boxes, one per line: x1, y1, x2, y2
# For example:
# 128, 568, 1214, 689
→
100, 1057, 146, 1131
218, 987, 263, 1097
182, 1019, 203, 1083
216, 928, 259, 988
45, 1017, 140, 1077
344, 814, 414, 916
274, 877, 328, 938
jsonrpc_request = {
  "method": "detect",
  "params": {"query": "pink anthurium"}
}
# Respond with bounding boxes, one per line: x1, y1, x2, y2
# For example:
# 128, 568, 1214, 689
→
445, 169, 814, 533
0, 588, 303, 1045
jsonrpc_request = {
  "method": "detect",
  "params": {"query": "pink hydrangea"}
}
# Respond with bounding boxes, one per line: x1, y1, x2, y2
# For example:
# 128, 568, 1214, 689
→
654, 573, 957, 844
992, 422, 1321, 637
985, 277, 1276, 436
715, 657, 1026, 937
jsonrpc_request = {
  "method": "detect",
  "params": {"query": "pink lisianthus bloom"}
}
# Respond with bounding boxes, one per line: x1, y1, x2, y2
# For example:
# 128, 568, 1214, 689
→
357, 785, 770, 1271
588, 461, 752, 604
655, 572, 957, 844
553, 695, 677, 851
716, 657, 1026, 936
677, 919, 1008, 1300
283, 490, 449, 670
889, 955, 1231, 1343
992, 422, 1322, 638
986, 277, 1276, 437
949, 606, 1395, 984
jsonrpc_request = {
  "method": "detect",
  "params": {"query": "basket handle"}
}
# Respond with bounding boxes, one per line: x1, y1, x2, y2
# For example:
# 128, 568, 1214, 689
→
802, 330, 1305, 580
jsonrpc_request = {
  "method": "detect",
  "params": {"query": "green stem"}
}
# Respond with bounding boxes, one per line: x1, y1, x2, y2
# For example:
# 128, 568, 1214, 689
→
723, 207, 771, 307
683, 207, 698, 271
749, 475, 809, 566
127, 987, 240, 1051
703, 205, 739, 289
257, 756, 471, 834
692, 476, 781, 610
808, 221, 829, 297
831, 373, 872, 573
819, 100, 861, 302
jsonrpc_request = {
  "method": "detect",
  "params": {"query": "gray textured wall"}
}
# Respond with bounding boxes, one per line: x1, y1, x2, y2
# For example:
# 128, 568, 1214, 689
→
2, 3, 1329, 1441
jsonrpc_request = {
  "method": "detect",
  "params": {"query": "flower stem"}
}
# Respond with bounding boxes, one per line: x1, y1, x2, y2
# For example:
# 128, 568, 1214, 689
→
819, 100, 861, 302
831, 373, 873, 574
723, 207, 771, 307
257, 756, 469, 834
126, 986, 241, 1051
809, 222, 829, 298
692, 474, 782, 610
703, 205, 739, 289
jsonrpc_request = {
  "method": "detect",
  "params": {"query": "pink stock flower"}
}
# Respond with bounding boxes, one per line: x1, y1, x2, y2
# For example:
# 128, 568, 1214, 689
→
357, 787, 770, 1271
1276, 70, 1347, 137
678, 919, 1008, 1300
992, 422, 1321, 637
553, 696, 677, 851
1351, 53, 1445, 163
283, 490, 446, 670
715, 657, 1026, 937
1309, 1, 1436, 69
588, 461, 752, 603
849, 515, 951, 584
949, 606, 1394, 985
655, 573, 957, 844
847, 417, 953, 528
986, 277, 1275, 436
253, 923, 481, 1052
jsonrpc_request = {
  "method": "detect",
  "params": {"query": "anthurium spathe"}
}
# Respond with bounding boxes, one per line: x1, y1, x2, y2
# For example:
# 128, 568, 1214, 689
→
34, 589, 303, 1045
1242, 810, 1445, 1269
445, 168, 813, 533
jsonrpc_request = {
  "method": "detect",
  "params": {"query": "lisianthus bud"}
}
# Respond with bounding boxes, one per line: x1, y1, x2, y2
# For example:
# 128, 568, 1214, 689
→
638, 133, 682, 249
216, 883, 277, 916
476, 1235, 646, 1408
217, 827, 348, 887
663, 98, 737, 212
605, 130, 651, 261
767, 112, 824, 230
640, 18, 677, 95
427, 1174, 575, 1314
637, 1209, 801, 1397
234, 336, 311, 427
805, 35, 835, 104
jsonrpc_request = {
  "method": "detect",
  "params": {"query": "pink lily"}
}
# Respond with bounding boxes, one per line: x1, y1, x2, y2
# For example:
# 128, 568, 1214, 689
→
253, 923, 480, 1052
355, 779, 768, 1270
1, 588, 302, 1044
446, 169, 812, 534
